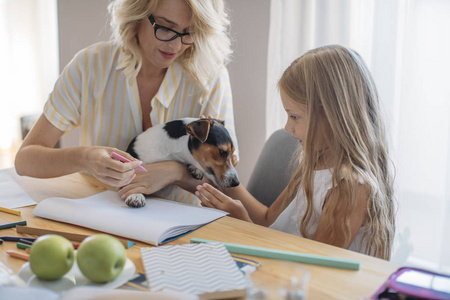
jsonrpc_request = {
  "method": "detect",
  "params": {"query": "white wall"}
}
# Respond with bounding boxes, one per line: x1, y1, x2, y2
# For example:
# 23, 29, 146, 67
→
57, 0, 111, 68
57, 0, 271, 186
227, 0, 270, 186
57, 0, 111, 148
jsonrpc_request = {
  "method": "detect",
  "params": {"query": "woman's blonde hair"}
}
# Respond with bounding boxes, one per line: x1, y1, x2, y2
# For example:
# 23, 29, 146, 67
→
108, 0, 232, 90
278, 45, 395, 260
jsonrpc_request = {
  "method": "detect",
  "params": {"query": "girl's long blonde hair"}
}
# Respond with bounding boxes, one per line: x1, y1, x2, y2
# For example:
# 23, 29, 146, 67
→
279, 45, 395, 260
108, 0, 231, 90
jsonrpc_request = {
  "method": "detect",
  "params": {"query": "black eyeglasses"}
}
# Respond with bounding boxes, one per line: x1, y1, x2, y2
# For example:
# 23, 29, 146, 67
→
148, 15, 193, 45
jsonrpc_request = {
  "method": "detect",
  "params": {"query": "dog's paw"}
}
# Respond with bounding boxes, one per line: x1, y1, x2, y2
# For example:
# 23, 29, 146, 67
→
125, 193, 146, 208
188, 165, 204, 180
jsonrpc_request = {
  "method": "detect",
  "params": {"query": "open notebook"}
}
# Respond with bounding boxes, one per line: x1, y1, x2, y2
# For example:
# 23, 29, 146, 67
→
32, 190, 228, 245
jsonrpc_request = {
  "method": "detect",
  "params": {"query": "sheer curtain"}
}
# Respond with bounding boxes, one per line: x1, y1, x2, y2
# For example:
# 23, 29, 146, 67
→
267, 0, 450, 273
0, 0, 58, 149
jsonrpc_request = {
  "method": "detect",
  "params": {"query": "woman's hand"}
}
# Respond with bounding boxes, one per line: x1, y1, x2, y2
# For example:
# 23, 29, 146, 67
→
195, 183, 252, 222
82, 147, 142, 188
118, 161, 188, 199
15, 114, 139, 188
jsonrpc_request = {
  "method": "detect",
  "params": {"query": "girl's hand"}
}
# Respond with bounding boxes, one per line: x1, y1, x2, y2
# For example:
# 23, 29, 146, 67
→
195, 183, 252, 222
82, 147, 141, 188
118, 161, 187, 199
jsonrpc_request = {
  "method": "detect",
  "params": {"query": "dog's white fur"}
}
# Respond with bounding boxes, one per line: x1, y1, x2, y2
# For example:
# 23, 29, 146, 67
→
133, 118, 203, 170
125, 118, 238, 207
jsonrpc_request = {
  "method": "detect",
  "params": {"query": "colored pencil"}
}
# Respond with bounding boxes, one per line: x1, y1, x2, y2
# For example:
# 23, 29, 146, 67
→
0, 220, 27, 230
6, 250, 29, 261
19, 239, 34, 245
0, 206, 21, 216
111, 152, 147, 172
0, 236, 36, 242
17, 241, 32, 249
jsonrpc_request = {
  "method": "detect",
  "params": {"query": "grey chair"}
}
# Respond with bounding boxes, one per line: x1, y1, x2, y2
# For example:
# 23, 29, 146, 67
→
246, 129, 299, 207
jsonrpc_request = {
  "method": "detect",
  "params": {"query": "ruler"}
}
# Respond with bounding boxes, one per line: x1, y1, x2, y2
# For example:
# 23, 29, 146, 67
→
15, 226, 131, 248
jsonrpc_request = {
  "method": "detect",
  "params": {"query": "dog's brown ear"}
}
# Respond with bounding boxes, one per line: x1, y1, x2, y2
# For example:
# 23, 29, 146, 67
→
215, 119, 225, 126
186, 119, 213, 143
231, 153, 238, 167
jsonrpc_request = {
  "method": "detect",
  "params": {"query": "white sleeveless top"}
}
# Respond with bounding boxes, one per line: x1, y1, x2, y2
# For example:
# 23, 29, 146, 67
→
270, 169, 370, 254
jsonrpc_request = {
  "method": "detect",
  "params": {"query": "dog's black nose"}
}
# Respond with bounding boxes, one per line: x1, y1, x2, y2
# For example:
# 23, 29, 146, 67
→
230, 177, 240, 187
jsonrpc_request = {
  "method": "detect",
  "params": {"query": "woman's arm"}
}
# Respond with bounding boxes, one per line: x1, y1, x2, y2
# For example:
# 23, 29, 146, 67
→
15, 114, 141, 187
117, 161, 200, 199
313, 182, 370, 248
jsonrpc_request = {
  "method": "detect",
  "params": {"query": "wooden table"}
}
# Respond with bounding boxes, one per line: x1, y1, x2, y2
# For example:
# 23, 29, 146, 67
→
0, 168, 398, 299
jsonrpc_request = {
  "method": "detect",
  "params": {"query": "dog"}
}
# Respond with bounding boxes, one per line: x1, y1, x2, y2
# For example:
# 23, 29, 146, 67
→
124, 118, 240, 207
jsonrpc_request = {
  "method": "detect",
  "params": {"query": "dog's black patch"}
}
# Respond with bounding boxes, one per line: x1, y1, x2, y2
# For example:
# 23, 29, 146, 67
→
205, 125, 233, 147
163, 120, 188, 139
206, 166, 215, 176
188, 121, 234, 151
126, 137, 139, 159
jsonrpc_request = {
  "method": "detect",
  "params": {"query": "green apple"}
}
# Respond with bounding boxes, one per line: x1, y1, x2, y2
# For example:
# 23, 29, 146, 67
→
76, 234, 126, 283
29, 234, 75, 281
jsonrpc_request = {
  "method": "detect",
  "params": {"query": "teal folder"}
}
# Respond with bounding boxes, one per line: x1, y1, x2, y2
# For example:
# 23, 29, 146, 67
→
190, 238, 360, 270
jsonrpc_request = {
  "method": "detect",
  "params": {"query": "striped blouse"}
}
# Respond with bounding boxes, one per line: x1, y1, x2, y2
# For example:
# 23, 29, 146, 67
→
44, 41, 238, 204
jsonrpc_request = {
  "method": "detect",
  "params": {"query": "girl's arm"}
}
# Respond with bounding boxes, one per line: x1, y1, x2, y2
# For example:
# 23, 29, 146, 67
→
313, 182, 370, 248
195, 183, 289, 227
15, 114, 141, 187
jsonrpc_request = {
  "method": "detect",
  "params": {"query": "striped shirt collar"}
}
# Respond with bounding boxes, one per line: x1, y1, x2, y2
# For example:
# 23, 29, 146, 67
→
154, 59, 183, 108
116, 47, 128, 71
116, 49, 184, 108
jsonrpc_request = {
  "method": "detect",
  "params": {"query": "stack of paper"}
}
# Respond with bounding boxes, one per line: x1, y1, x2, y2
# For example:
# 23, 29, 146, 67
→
141, 243, 248, 299
0, 170, 36, 208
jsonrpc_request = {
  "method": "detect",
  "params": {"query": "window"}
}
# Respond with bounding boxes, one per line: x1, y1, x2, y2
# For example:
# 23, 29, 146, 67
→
267, 0, 450, 272
0, 0, 58, 150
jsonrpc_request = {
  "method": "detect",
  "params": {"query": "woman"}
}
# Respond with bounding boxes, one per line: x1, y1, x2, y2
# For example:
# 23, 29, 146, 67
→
15, 0, 238, 204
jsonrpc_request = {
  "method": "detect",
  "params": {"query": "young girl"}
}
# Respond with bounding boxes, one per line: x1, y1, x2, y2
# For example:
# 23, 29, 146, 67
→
195, 45, 396, 260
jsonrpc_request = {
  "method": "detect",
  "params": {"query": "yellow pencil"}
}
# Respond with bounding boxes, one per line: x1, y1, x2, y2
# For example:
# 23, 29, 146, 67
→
0, 206, 21, 216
